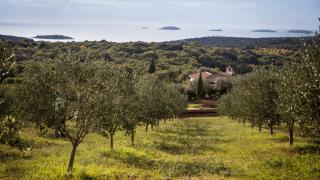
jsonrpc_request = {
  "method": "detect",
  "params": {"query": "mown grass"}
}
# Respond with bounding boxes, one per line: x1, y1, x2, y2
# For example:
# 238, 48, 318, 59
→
0, 117, 319, 179
187, 103, 201, 109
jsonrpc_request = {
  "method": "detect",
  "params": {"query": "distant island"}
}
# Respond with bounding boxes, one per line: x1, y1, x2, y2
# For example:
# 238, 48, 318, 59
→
34, 35, 73, 40
159, 26, 181, 30
142, 26, 149, 30
0, 34, 34, 43
252, 29, 278, 33
209, 29, 222, 32
288, 30, 313, 34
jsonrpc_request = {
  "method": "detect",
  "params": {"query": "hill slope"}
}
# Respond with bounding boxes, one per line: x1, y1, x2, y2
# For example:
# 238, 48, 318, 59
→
176, 36, 312, 48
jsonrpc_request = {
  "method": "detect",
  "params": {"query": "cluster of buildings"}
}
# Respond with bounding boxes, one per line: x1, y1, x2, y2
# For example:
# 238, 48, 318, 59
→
187, 66, 236, 84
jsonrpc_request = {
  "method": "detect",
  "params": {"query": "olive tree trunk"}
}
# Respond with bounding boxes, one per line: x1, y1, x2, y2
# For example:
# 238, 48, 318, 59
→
67, 143, 79, 175
130, 129, 135, 146
288, 121, 294, 145
258, 123, 262, 132
110, 133, 114, 150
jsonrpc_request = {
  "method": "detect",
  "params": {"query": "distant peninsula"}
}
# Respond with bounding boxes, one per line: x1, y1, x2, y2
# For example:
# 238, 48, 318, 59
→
252, 29, 278, 33
0, 34, 34, 43
209, 29, 222, 32
288, 30, 313, 34
159, 26, 181, 30
34, 35, 73, 40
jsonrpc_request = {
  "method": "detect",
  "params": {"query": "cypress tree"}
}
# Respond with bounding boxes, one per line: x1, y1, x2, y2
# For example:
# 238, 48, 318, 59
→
196, 72, 205, 99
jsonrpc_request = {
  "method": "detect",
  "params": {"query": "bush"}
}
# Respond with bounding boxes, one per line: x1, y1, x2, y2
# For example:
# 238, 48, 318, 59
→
0, 115, 29, 152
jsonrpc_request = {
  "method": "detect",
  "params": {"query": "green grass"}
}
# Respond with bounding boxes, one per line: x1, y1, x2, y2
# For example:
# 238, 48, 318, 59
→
187, 103, 201, 109
0, 117, 319, 179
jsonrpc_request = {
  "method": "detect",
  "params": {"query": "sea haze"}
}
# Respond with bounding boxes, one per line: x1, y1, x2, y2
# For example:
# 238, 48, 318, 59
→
0, 22, 315, 42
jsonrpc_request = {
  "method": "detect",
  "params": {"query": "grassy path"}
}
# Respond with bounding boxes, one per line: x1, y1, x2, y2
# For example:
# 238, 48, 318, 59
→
0, 117, 319, 179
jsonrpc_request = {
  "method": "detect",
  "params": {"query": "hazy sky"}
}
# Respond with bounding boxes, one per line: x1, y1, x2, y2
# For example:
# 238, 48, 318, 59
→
0, 0, 319, 29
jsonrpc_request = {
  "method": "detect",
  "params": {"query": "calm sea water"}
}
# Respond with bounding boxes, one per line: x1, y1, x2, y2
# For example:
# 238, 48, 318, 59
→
0, 23, 316, 42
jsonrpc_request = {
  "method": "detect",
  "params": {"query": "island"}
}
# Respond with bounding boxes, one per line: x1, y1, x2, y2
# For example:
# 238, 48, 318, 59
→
142, 26, 149, 30
209, 29, 222, 32
288, 30, 313, 34
33, 35, 73, 40
252, 29, 278, 33
0, 34, 34, 43
252, 29, 278, 32
159, 26, 181, 30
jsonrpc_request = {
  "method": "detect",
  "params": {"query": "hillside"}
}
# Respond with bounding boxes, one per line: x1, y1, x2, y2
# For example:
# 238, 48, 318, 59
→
1, 36, 300, 83
0, 34, 33, 43
176, 36, 312, 48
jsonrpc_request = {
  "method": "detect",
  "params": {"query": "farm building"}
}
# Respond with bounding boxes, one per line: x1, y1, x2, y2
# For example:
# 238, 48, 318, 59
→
187, 66, 236, 84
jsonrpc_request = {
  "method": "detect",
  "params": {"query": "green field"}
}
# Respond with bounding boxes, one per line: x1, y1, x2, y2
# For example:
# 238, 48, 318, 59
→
1, 117, 319, 179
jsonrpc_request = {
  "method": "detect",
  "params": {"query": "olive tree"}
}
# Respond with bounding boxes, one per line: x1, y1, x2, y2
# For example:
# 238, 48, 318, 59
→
253, 67, 280, 134
0, 42, 15, 114
0, 42, 28, 150
95, 66, 131, 150
219, 74, 258, 125
297, 35, 320, 141
277, 34, 320, 144
17, 58, 105, 174
161, 83, 187, 121
118, 69, 142, 146
136, 75, 187, 132
120, 74, 187, 145
277, 63, 299, 145
0, 42, 15, 85
136, 75, 166, 131
219, 66, 280, 134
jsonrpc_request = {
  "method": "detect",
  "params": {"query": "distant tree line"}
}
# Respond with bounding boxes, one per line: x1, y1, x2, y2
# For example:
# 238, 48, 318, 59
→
177, 36, 313, 48
0, 36, 300, 84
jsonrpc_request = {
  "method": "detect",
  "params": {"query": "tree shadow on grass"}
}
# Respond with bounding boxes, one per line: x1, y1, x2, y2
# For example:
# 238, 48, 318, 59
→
32, 140, 62, 149
272, 135, 290, 143
154, 125, 209, 137
0, 151, 31, 162
101, 149, 233, 177
289, 144, 320, 155
159, 160, 233, 177
151, 122, 230, 154
152, 135, 226, 154
1, 166, 27, 179
102, 150, 156, 170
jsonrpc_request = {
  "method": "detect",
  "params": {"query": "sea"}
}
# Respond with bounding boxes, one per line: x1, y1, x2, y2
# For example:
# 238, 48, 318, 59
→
0, 22, 316, 42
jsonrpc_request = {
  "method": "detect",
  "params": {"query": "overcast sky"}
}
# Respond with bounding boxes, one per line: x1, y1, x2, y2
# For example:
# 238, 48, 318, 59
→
0, 0, 319, 29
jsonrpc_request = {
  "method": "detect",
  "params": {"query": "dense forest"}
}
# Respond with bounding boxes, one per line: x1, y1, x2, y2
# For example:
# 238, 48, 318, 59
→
0, 35, 302, 84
